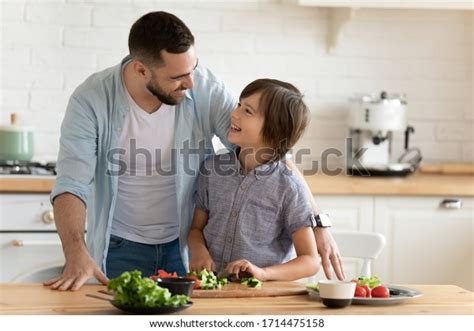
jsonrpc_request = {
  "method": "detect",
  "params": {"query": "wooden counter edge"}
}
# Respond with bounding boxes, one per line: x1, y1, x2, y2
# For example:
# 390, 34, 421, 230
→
0, 178, 55, 193
1, 173, 473, 196
304, 173, 474, 197
0, 284, 472, 315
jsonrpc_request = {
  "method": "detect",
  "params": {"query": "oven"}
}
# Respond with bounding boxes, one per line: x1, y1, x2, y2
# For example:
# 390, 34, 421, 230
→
0, 192, 64, 283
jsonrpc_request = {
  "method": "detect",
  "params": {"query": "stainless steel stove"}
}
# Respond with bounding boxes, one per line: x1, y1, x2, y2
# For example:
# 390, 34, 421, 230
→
0, 161, 56, 176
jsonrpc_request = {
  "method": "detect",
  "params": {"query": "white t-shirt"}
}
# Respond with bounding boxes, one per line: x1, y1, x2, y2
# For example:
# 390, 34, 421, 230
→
111, 86, 179, 244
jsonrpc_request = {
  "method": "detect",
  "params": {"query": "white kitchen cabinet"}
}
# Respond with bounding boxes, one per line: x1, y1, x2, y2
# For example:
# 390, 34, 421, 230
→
0, 232, 64, 283
285, 0, 473, 52
314, 195, 374, 232
0, 193, 64, 283
288, 0, 474, 10
310, 195, 374, 281
373, 196, 473, 291
312, 195, 473, 291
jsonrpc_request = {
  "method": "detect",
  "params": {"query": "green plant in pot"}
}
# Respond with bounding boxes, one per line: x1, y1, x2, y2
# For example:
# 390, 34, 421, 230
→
0, 114, 34, 161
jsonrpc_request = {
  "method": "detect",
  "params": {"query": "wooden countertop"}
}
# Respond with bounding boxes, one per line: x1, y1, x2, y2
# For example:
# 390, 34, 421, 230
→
1, 172, 473, 196
306, 172, 474, 196
0, 176, 55, 193
0, 284, 472, 315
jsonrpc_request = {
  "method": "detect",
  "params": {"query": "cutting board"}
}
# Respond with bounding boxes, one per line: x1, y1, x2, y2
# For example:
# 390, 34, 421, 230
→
420, 163, 474, 175
191, 281, 307, 298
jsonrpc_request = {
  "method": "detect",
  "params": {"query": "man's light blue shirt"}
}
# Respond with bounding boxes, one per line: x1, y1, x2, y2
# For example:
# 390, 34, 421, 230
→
51, 56, 237, 273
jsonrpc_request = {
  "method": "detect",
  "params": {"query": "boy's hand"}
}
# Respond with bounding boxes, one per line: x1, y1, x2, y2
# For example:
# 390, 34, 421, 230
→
224, 259, 267, 281
189, 249, 216, 272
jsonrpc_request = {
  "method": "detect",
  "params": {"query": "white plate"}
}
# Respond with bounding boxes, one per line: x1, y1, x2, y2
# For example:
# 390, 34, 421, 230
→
307, 285, 422, 306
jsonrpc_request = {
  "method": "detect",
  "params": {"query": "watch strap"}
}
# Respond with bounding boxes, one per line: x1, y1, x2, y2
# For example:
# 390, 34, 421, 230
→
314, 213, 332, 228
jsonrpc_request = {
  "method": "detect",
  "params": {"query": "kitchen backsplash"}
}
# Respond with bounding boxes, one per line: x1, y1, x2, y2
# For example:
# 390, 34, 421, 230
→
1, 0, 472, 166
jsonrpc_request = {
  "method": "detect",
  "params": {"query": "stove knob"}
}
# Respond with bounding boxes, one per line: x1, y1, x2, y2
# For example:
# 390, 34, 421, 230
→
42, 210, 55, 224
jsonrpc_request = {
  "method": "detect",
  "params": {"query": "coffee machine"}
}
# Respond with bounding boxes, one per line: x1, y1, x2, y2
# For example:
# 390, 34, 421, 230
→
347, 91, 422, 176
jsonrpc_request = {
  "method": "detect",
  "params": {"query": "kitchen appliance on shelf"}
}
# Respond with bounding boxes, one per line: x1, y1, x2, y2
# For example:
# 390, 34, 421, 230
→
347, 91, 422, 177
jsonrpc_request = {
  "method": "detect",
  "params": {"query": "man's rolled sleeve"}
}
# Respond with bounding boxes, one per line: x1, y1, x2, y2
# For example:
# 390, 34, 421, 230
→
193, 161, 211, 213
209, 82, 238, 151
50, 176, 91, 207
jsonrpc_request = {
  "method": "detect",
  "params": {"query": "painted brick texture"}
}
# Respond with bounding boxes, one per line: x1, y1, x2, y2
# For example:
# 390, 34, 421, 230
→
0, 0, 472, 164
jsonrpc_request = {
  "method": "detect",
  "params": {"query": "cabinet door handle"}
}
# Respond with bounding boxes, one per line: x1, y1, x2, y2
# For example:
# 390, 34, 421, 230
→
440, 199, 463, 209
11, 240, 62, 247
41, 210, 55, 224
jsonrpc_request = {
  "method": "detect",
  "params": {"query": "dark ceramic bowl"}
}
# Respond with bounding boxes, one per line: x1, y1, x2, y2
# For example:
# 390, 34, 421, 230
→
321, 298, 353, 309
156, 277, 195, 296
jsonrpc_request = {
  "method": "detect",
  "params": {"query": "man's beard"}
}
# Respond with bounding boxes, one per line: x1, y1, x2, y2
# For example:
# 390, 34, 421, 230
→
146, 76, 186, 106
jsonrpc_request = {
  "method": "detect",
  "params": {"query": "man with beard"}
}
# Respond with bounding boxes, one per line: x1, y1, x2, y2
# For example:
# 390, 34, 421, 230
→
44, 11, 344, 291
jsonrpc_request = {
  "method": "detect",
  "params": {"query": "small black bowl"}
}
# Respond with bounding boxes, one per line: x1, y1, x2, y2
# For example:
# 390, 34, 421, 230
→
156, 277, 195, 296
321, 298, 353, 309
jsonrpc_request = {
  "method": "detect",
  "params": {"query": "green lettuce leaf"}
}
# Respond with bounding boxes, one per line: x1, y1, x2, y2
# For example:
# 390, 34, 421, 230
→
357, 275, 382, 289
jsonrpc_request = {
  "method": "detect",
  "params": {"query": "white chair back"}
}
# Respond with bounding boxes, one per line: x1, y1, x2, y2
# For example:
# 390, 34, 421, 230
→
332, 231, 386, 278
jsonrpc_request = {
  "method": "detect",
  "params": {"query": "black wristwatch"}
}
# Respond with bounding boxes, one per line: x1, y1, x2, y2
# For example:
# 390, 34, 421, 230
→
314, 213, 332, 228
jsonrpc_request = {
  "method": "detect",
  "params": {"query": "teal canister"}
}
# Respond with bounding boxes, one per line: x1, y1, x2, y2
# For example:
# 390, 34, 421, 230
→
0, 114, 34, 161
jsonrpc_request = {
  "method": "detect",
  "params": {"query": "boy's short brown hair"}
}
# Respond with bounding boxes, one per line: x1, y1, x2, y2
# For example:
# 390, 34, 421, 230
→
240, 79, 310, 160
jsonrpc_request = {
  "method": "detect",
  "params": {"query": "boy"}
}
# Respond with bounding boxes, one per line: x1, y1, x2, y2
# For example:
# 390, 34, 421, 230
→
188, 79, 320, 281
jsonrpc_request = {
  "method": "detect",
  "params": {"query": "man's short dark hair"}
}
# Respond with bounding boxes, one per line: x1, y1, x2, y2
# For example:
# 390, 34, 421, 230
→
240, 79, 310, 161
128, 11, 195, 67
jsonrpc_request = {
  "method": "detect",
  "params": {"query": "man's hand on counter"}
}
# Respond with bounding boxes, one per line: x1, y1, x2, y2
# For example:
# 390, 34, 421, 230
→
314, 228, 345, 281
43, 249, 108, 291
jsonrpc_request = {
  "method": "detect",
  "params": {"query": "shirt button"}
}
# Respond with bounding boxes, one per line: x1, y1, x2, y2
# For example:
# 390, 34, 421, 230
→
231, 211, 237, 217
227, 237, 232, 243
240, 184, 246, 190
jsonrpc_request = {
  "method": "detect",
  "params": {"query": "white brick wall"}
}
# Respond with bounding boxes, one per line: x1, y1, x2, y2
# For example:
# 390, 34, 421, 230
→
0, 0, 472, 165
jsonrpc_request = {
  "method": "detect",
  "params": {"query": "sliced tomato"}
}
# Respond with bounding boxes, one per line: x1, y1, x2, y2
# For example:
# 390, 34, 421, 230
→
186, 275, 201, 289
156, 269, 178, 278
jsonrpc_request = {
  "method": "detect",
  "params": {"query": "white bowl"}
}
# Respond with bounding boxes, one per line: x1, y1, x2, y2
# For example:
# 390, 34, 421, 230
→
318, 280, 356, 308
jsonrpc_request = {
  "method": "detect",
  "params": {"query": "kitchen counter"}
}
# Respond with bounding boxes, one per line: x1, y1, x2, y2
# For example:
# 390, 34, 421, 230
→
1, 172, 473, 196
0, 176, 54, 193
305, 172, 474, 196
0, 284, 472, 315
